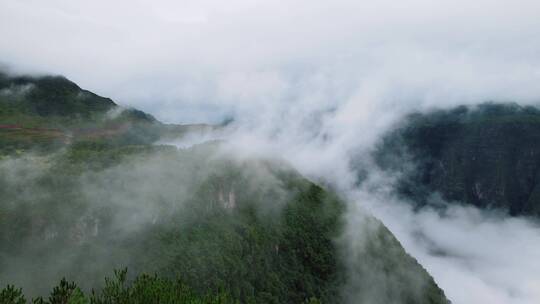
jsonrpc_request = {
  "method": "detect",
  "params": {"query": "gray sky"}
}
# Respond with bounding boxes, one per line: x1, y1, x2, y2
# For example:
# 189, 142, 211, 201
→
2, 0, 540, 124
2, 1, 540, 303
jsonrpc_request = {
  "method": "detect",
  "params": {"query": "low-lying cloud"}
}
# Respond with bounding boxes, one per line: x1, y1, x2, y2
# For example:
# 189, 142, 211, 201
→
2, 1, 540, 303
219, 115, 540, 304
359, 180, 540, 304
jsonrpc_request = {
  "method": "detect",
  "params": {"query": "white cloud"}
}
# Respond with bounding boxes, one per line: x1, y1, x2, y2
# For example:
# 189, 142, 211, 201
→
2, 0, 540, 123
360, 186, 540, 304
2, 1, 540, 303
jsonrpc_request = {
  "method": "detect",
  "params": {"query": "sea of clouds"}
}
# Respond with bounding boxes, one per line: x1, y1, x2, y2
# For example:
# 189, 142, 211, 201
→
2, 1, 540, 302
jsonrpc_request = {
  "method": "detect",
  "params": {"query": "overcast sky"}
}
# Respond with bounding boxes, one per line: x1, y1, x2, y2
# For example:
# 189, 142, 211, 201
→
2, 1, 540, 303
2, 0, 540, 124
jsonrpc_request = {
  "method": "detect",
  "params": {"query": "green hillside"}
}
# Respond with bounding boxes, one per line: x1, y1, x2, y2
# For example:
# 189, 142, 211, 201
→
0, 73, 448, 304
0, 72, 208, 155
0, 142, 447, 304
376, 102, 540, 216
0, 72, 116, 117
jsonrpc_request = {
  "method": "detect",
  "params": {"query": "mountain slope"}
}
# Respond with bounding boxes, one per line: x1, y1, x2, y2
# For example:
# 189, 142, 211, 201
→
376, 103, 540, 216
0, 72, 214, 154
0, 72, 116, 117
0, 73, 448, 303
0, 143, 447, 303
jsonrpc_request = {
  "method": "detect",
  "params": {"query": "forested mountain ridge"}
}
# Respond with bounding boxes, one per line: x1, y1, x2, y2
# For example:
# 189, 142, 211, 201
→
0, 73, 448, 303
0, 72, 214, 154
0, 72, 118, 116
376, 102, 540, 217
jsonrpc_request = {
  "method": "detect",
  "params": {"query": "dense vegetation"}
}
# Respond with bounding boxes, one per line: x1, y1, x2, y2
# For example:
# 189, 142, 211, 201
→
0, 72, 206, 155
375, 102, 540, 216
1, 270, 237, 304
0, 72, 448, 303
0, 143, 342, 303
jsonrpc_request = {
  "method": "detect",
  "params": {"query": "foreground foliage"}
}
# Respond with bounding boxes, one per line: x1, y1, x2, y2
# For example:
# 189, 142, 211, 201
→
1, 269, 238, 304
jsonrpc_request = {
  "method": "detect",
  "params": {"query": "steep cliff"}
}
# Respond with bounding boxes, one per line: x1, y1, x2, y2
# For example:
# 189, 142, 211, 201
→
376, 103, 540, 216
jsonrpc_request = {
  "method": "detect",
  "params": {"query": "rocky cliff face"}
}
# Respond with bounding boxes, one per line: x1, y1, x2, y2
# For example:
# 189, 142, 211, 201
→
376, 103, 540, 216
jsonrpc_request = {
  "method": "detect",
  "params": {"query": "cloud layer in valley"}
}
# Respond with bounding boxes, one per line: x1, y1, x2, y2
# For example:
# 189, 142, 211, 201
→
2, 1, 540, 303
353, 169, 540, 304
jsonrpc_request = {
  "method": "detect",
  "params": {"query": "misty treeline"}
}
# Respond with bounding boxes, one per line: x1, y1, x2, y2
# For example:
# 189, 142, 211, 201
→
1, 269, 238, 304
374, 102, 540, 216
0, 73, 447, 303
0, 139, 446, 304
0, 141, 343, 303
